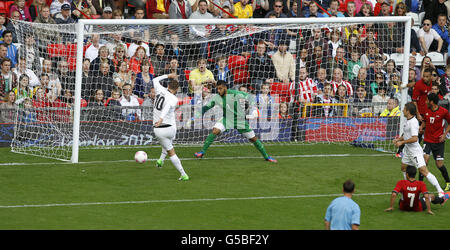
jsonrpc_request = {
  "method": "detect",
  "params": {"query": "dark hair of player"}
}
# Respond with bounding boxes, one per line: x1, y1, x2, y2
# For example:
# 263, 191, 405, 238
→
405, 102, 417, 116
343, 179, 355, 193
427, 92, 440, 105
216, 80, 227, 87
168, 79, 179, 91
406, 165, 417, 179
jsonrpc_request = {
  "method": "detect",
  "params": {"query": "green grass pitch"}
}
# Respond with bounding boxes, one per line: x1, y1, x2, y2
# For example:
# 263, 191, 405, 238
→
0, 142, 449, 230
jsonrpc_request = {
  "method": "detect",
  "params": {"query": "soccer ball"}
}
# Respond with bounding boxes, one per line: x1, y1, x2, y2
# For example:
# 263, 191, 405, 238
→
134, 151, 148, 163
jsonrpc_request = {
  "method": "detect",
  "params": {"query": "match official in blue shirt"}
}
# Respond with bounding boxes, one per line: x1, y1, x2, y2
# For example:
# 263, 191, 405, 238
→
324, 179, 361, 230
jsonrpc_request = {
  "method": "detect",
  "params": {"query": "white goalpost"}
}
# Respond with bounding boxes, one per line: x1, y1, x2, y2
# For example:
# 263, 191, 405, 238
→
9, 16, 412, 163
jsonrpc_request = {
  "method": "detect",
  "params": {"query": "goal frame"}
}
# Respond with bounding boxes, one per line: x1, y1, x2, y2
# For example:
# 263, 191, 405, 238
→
71, 16, 412, 163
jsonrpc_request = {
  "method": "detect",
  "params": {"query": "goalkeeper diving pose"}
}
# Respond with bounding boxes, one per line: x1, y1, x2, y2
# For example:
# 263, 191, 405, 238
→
194, 80, 277, 163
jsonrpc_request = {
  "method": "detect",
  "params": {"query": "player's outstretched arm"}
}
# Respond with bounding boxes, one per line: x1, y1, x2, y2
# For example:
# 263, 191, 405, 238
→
200, 95, 218, 115
152, 74, 168, 90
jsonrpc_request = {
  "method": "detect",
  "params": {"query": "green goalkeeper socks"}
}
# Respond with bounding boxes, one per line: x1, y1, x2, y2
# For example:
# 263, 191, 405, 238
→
253, 139, 269, 160
202, 133, 217, 153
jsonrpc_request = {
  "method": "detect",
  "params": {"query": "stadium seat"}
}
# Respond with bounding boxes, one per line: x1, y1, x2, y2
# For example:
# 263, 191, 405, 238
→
66, 43, 77, 58
65, 43, 90, 58
5, 1, 14, 17
228, 55, 247, 71
47, 43, 67, 58
406, 12, 419, 26
0, 1, 14, 16
177, 96, 192, 106
388, 53, 404, 66
418, 12, 425, 25
184, 69, 190, 80
232, 68, 248, 84
0, 2, 7, 15
67, 56, 76, 71
80, 99, 88, 107
426, 52, 445, 66
271, 82, 291, 103
415, 53, 424, 66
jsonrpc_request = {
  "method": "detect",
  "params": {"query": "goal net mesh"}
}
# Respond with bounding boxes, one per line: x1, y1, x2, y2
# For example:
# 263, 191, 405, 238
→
9, 19, 407, 161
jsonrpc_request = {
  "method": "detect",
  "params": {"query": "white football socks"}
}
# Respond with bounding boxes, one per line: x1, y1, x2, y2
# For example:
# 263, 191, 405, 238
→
159, 149, 167, 162
170, 154, 187, 176
426, 172, 444, 194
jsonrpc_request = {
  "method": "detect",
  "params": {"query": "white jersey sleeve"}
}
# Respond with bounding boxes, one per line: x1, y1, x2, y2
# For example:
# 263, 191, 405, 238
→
152, 75, 178, 126
402, 117, 423, 156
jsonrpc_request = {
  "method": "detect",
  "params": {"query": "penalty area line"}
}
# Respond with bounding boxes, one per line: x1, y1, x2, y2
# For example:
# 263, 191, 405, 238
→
0, 192, 391, 209
0, 153, 393, 166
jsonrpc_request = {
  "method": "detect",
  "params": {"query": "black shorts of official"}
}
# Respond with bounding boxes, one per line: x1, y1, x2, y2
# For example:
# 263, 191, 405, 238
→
423, 141, 445, 161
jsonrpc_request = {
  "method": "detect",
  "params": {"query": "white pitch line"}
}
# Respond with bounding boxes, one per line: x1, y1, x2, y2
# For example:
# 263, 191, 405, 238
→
0, 192, 391, 209
0, 153, 392, 166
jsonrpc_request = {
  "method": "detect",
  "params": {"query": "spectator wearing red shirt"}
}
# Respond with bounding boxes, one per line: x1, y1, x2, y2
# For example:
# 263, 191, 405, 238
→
10, 0, 32, 22
32, 87, 50, 122
297, 67, 318, 104
373, 0, 392, 16
129, 46, 155, 76
147, 0, 171, 18
331, 67, 353, 97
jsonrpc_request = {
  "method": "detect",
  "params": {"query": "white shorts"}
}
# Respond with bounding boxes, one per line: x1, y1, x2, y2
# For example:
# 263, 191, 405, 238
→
154, 125, 176, 151
401, 153, 427, 169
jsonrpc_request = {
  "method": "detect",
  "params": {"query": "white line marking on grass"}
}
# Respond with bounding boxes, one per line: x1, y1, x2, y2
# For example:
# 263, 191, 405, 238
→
0, 153, 393, 166
0, 192, 391, 209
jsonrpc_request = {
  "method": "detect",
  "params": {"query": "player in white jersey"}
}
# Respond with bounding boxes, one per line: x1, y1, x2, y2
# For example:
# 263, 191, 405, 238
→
153, 73, 189, 181
393, 102, 444, 196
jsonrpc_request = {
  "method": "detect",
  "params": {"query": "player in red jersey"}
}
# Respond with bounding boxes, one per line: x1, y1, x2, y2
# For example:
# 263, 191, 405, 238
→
412, 68, 433, 122
385, 166, 447, 215
420, 93, 450, 191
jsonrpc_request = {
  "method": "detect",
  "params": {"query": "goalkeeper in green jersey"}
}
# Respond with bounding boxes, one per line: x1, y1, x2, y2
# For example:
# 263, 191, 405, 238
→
194, 80, 277, 163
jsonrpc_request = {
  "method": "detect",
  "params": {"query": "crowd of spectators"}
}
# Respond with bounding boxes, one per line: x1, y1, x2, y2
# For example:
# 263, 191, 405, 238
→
0, 0, 450, 124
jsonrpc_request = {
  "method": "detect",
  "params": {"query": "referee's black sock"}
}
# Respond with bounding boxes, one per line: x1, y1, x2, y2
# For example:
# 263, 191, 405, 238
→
438, 165, 450, 183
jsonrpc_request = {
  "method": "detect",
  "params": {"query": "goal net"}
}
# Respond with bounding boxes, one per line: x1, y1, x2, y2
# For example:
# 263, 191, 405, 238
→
9, 17, 411, 162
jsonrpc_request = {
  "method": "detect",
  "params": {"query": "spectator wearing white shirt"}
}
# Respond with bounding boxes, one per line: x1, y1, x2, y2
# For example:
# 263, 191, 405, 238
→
85, 34, 104, 62
120, 83, 141, 121
189, 0, 215, 59
50, 0, 70, 17
418, 19, 443, 55
13, 56, 39, 87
